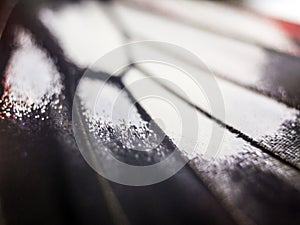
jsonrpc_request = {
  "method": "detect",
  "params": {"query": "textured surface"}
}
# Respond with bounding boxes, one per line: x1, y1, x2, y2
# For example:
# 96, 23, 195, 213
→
1, 1, 300, 225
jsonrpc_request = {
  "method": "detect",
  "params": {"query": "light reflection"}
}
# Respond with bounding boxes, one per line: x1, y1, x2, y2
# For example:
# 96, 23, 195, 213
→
39, 1, 123, 68
1, 28, 61, 119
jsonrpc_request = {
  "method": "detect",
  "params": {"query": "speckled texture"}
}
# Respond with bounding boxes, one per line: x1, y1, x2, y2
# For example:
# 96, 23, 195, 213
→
1, 1, 300, 225
190, 139, 300, 225
261, 114, 300, 168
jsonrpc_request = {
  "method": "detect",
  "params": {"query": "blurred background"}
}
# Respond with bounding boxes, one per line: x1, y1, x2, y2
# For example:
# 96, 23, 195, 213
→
1, 1, 300, 225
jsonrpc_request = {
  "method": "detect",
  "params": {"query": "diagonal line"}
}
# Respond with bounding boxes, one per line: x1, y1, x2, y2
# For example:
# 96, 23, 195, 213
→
101, 1, 132, 41
102, 1, 300, 170
134, 64, 300, 172
101, 0, 300, 111
111, 0, 300, 113
5, 3, 297, 224
115, 0, 300, 58
111, 52, 255, 225
99, 6, 300, 223
130, 35, 300, 111
102, 2, 300, 170
105, 1, 300, 110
